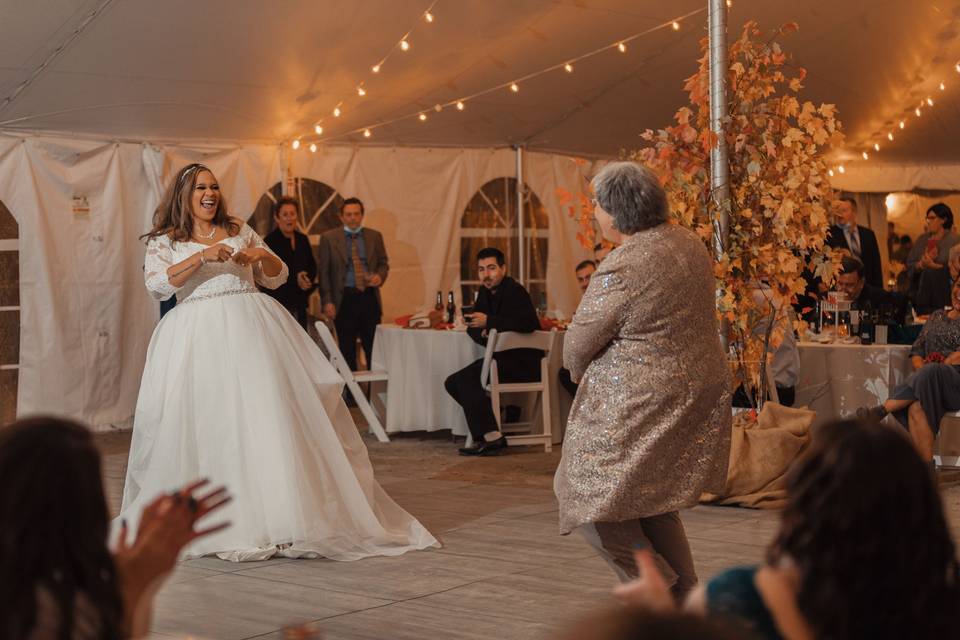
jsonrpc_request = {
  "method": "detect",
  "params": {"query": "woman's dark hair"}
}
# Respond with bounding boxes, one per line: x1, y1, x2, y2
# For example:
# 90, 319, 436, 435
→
928, 202, 954, 230
0, 416, 123, 639
273, 196, 300, 217
141, 163, 240, 242
768, 419, 959, 639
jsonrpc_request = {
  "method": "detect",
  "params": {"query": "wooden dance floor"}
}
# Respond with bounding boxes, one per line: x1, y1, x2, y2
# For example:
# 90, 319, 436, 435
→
98, 418, 960, 640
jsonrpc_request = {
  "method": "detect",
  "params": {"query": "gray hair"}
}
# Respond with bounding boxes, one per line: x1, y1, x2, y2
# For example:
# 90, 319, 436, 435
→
591, 162, 668, 233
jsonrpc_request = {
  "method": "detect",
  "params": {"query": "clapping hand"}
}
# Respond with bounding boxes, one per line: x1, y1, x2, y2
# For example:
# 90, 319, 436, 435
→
297, 271, 313, 290
612, 548, 676, 612
232, 248, 265, 266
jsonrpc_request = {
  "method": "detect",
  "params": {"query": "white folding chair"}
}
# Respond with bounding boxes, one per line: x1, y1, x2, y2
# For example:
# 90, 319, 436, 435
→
936, 411, 960, 468
478, 329, 559, 452
315, 321, 390, 443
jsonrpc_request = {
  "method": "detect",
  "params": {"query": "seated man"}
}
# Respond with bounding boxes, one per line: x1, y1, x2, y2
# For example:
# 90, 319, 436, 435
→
837, 255, 907, 324
444, 247, 542, 456
559, 259, 597, 398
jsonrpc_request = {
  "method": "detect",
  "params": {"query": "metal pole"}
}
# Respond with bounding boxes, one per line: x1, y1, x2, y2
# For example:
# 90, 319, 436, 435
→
515, 145, 526, 287
708, 0, 730, 355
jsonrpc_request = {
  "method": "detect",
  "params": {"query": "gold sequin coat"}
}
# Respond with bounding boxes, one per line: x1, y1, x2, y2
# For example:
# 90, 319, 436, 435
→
555, 224, 731, 534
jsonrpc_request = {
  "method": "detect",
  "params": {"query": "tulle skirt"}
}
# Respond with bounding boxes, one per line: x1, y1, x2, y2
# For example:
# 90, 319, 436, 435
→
117, 291, 438, 561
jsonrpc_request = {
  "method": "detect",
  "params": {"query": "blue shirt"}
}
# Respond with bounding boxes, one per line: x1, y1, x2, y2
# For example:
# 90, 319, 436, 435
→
344, 227, 368, 288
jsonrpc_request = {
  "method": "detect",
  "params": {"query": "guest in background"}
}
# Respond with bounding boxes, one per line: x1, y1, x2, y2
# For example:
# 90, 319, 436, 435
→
444, 247, 541, 457
859, 277, 960, 468
0, 416, 231, 639
594, 240, 618, 262
893, 233, 913, 263
318, 197, 389, 371
836, 255, 907, 324
908, 202, 958, 314
575, 259, 597, 292
555, 162, 731, 601
559, 260, 599, 398
262, 196, 317, 329
614, 419, 959, 640
826, 197, 883, 287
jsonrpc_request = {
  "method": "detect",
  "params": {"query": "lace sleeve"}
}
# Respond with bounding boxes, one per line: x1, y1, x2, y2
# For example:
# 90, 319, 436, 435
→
243, 223, 288, 289
143, 235, 180, 301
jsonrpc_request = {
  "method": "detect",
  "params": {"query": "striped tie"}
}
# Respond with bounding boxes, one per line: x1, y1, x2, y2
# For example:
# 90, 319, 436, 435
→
350, 232, 367, 291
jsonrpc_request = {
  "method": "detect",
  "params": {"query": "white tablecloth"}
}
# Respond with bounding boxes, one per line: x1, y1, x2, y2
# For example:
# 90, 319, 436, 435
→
796, 342, 913, 426
371, 325, 569, 439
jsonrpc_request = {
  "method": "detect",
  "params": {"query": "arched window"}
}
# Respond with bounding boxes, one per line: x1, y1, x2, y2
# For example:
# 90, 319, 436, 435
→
459, 178, 548, 308
249, 177, 344, 243
0, 200, 18, 424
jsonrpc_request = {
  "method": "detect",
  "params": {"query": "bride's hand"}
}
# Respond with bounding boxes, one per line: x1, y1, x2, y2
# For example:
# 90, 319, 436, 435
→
232, 248, 266, 266
202, 243, 234, 263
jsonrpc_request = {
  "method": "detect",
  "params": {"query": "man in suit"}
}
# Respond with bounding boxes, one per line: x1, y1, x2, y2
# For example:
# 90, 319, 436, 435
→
262, 196, 317, 329
836, 255, 907, 324
318, 197, 388, 371
444, 247, 542, 456
827, 197, 883, 287
559, 259, 598, 398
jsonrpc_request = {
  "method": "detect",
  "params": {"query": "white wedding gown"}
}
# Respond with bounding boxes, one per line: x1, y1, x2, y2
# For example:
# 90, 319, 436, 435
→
117, 223, 437, 561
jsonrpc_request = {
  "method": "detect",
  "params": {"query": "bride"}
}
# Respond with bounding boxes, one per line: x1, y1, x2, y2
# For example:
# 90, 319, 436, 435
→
119, 163, 437, 562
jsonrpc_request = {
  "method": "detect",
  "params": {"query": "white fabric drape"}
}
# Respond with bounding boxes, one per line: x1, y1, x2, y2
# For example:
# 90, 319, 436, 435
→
0, 134, 596, 430
832, 163, 960, 192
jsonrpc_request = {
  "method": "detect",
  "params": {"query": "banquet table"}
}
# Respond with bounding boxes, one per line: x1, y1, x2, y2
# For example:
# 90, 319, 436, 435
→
795, 342, 913, 427
371, 325, 569, 440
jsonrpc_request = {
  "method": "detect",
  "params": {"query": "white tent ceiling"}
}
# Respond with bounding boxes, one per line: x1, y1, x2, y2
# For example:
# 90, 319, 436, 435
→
1, 0, 960, 162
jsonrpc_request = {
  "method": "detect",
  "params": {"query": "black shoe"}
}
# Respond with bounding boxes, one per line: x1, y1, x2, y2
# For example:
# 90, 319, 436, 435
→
855, 405, 887, 422
459, 436, 508, 457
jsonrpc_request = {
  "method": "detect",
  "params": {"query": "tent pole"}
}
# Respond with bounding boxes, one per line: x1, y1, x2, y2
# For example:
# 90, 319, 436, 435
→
708, 0, 730, 353
515, 144, 526, 288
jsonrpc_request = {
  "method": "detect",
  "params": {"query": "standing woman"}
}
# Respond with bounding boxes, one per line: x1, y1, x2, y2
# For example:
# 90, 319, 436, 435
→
906, 202, 958, 314
262, 196, 318, 329
555, 162, 731, 601
120, 163, 437, 562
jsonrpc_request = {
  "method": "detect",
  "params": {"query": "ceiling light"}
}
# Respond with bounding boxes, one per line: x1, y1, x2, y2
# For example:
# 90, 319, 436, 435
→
873, 143, 880, 151
926, 97, 934, 106
887, 132, 894, 141
400, 39, 410, 51
372, 64, 381, 73
862, 151, 869, 160
564, 63, 573, 73
456, 100, 465, 110
419, 113, 427, 121
314, 124, 323, 135
899, 120, 905, 129
828, 169, 834, 177
424, 11, 434, 23
672, 21, 680, 30
363, 129, 371, 138
838, 165, 845, 174
334, 107, 341, 117
915, 107, 922, 116
357, 86, 366, 97
510, 82, 519, 92
940, 81, 946, 91
291, 139, 300, 150
618, 42, 626, 53
309, 143, 317, 153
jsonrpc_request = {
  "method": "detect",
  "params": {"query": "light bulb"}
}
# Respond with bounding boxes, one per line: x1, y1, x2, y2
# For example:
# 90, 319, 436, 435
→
510, 82, 519, 92
940, 81, 946, 91
419, 113, 427, 121
424, 11, 433, 23
956, 62, 960, 73
618, 42, 626, 53
333, 107, 341, 117
314, 124, 323, 135
862, 151, 869, 160
916, 107, 922, 116
726, 0, 733, 6
838, 165, 846, 174
372, 64, 381, 73
363, 128, 371, 138
292, 139, 300, 150
873, 143, 880, 151
564, 63, 574, 73
357, 86, 366, 97
456, 100, 465, 110
400, 39, 410, 51
828, 169, 835, 177
926, 97, 934, 106
899, 120, 905, 129
672, 21, 680, 30
887, 132, 894, 141
309, 143, 317, 153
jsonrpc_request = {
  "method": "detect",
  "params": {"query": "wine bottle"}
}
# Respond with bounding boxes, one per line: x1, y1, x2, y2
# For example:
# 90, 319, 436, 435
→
859, 302, 874, 345
446, 291, 457, 324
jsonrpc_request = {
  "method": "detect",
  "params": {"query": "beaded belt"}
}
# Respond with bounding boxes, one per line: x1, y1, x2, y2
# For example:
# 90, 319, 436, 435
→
179, 288, 260, 305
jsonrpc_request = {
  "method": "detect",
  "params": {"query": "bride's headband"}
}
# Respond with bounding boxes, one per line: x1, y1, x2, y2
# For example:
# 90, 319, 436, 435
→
176, 163, 209, 193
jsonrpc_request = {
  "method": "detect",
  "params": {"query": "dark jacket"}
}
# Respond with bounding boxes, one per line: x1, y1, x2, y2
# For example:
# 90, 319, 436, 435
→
318, 226, 389, 310
262, 228, 317, 312
853, 284, 907, 325
468, 276, 543, 380
827, 224, 883, 288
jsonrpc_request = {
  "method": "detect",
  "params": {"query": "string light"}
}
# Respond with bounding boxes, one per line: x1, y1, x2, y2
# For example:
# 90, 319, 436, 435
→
940, 81, 946, 91
456, 100, 465, 110
510, 82, 520, 92
333, 106, 341, 117
726, 0, 733, 6
372, 64, 381, 73
828, 169, 835, 177
672, 21, 680, 30
564, 63, 574, 73
424, 11, 434, 22
899, 120, 905, 129
400, 39, 410, 51
314, 124, 323, 135
862, 151, 869, 160
618, 42, 626, 53
888, 132, 894, 141
419, 113, 428, 121
309, 143, 317, 153
915, 107, 922, 116
955, 61, 960, 73
838, 165, 846, 174
873, 143, 880, 151
357, 86, 367, 97
291, 139, 300, 150
363, 128, 371, 138
926, 97, 934, 106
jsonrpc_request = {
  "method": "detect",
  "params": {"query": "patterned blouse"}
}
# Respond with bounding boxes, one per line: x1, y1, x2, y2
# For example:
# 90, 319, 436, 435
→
910, 310, 960, 359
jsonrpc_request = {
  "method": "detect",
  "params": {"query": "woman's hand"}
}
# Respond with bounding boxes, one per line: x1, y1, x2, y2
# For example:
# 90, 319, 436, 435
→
201, 243, 234, 263
944, 352, 960, 365
232, 247, 266, 266
612, 548, 676, 612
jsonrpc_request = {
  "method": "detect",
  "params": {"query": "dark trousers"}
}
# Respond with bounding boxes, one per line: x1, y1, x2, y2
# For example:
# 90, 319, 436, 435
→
558, 367, 578, 398
444, 350, 541, 440
283, 303, 309, 330
335, 288, 380, 371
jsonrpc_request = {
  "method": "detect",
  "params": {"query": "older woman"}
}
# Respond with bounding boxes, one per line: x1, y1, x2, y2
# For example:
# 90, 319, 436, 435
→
554, 162, 731, 601
907, 202, 959, 314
